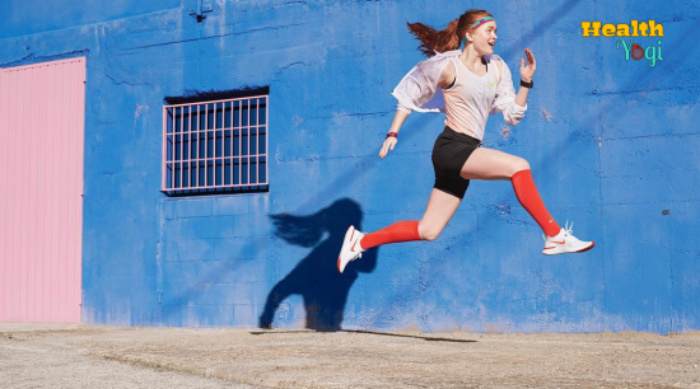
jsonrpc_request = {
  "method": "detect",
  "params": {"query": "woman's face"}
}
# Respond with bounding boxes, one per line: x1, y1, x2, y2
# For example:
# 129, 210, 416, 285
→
467, 20, 498, 55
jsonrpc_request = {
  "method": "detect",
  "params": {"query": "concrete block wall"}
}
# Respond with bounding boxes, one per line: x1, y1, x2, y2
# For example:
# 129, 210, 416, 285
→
0, 0, 698, 332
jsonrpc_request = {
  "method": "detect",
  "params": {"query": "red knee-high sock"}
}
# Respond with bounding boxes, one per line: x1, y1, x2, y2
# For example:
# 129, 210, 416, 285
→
359, 220, 422, 250
511, 169, 561, 237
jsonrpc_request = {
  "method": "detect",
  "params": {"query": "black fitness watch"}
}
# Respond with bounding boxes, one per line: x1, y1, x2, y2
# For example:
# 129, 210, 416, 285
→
520, 79, 534, 89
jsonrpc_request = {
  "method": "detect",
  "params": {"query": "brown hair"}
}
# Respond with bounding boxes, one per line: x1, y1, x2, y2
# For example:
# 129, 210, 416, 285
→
407, 9, 493, 57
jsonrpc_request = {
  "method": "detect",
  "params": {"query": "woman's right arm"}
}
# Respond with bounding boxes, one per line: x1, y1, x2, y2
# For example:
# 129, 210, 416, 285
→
378, 109, 410, 159
379, 62, 455, 159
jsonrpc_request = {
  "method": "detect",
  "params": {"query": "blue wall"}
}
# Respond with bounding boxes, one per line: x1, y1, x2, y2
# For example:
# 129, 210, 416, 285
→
1, 0, 698, 333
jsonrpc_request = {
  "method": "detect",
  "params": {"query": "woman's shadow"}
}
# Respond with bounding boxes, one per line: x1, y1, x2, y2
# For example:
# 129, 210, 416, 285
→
258, 198, 378, 331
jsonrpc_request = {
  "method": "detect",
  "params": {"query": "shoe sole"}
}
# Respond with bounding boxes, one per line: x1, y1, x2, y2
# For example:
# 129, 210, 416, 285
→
337, 227, 356, 273
542, 241, 595, 255
576, 241, 595, 253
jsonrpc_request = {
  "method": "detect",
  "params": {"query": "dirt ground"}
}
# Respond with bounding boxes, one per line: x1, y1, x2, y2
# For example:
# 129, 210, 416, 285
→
1, 324, 699, 389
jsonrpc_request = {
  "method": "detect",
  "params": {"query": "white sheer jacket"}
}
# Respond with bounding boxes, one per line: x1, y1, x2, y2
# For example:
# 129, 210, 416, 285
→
391, 49, 527, 140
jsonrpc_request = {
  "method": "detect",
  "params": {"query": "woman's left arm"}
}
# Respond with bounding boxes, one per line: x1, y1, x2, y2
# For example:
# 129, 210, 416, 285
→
493, 48, 536, 125
515, 48, 536, 107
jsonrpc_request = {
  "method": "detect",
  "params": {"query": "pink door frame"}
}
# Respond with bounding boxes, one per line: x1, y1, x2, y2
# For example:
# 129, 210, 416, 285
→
0, 57, 85, 323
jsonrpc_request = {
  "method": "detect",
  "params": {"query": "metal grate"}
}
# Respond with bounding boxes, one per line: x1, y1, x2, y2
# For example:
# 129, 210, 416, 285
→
162, 95, 269, 195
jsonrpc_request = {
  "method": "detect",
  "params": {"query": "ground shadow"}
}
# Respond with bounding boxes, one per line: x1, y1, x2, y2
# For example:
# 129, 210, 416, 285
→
340, 329, 477, 343
249, 328, 478, 343
258, 198, 378, 331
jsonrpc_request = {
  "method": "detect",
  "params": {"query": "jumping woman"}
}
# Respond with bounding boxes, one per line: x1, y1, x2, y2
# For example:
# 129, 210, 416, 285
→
337, 9, 595, 273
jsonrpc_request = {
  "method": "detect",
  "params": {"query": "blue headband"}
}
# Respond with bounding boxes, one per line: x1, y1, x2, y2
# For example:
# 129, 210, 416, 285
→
468, 16, 495, 30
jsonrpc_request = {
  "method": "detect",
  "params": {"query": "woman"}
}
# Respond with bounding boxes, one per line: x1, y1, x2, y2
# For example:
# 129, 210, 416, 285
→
338, 9, 594, 273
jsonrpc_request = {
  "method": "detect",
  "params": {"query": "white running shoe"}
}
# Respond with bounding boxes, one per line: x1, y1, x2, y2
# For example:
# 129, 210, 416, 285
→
542, 223, 595, 255
337, 225, 365, 273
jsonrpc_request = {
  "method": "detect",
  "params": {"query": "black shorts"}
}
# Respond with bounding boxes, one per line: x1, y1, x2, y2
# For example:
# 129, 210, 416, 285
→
431, 126, 481, 199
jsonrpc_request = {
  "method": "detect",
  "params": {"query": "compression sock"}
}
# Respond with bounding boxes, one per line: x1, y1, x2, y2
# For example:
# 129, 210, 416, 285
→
359, 220, 422, 250
511, 169, 561, 237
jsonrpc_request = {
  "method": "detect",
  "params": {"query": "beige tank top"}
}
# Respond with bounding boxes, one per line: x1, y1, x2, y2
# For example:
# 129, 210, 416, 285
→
442, 57, 501, 141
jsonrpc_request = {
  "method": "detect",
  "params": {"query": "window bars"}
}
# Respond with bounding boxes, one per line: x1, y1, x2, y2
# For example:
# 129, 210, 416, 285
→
162, 95, 268, 195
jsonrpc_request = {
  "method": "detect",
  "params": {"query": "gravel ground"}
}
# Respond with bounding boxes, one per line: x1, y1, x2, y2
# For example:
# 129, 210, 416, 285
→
1, 324, 699, 388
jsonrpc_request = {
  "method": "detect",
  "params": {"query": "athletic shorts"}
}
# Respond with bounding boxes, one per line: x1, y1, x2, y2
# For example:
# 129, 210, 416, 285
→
431, 126, 482, 199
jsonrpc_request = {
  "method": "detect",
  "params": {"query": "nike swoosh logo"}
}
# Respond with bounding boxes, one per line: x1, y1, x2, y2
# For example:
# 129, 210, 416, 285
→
550, 240, 565, 245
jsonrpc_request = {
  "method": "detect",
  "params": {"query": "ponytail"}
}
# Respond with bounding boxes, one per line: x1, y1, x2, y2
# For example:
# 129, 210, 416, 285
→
407, 19, 461, 57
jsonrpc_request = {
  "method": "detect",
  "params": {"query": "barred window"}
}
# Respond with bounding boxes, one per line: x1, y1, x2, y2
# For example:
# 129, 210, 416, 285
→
162, 92, 269, 195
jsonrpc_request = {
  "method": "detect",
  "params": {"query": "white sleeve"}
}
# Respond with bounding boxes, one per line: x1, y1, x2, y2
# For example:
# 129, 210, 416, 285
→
391, 56, 449, 113
492, 58, 527, 125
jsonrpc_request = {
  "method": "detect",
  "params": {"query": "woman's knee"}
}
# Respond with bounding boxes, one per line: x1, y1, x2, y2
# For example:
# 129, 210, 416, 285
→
511, 157, 530, 176
418, 222, 442, 241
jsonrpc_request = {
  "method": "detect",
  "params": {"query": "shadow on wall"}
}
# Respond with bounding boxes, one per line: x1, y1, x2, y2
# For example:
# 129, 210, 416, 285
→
259, 198, 378, 331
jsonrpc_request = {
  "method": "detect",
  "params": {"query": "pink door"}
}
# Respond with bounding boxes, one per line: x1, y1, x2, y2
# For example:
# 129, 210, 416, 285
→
0, 57, 85, 323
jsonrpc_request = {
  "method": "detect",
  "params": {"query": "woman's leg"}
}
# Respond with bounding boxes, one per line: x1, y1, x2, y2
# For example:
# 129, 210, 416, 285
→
338, 188, 461, 273
459, 146, 529, 180
417, 188, 462, 241
359, 188, 461, 250
460, 147, 561, 237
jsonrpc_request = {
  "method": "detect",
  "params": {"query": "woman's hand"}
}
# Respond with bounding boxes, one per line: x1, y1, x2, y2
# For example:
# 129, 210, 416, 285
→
379, 136, 397, 159
519, 48, 536, 82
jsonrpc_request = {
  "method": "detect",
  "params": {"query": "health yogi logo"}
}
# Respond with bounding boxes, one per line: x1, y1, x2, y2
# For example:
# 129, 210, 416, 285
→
581, 20, 664, 67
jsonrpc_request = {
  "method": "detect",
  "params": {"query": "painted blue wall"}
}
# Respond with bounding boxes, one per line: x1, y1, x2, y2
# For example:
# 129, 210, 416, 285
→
1, 0, 698, 333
